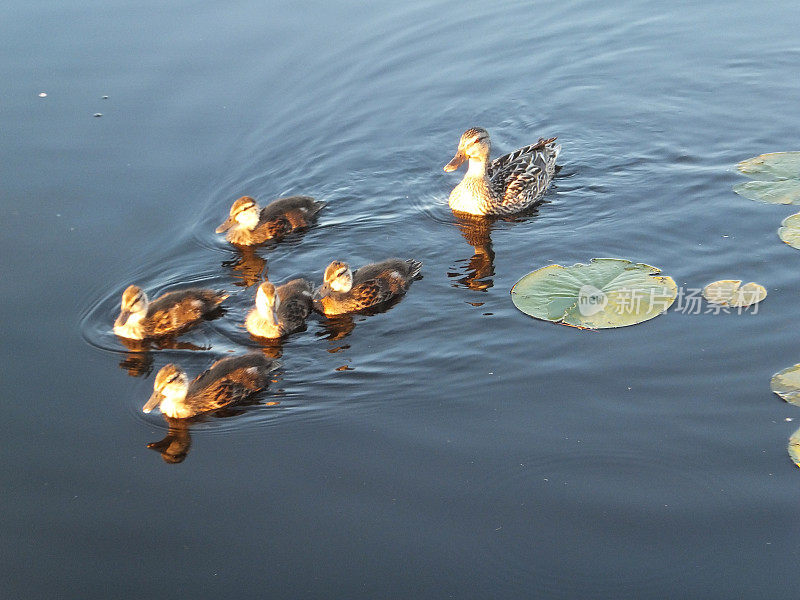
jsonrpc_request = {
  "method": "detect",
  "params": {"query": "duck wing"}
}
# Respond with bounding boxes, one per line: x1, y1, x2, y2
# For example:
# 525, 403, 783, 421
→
277, 279, 313, 329
146, 289, 226, 335
347, 280, 397, 310
189, 354, 275, 410
488, 137, 559, 206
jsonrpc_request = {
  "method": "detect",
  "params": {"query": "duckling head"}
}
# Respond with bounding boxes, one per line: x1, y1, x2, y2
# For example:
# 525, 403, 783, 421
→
143, 364, 189, 416
216, 196, 260, 233
444, 127, 491, 172
321, 260, 353, 295
255, 280, 280, 322
114, 285, 149, 330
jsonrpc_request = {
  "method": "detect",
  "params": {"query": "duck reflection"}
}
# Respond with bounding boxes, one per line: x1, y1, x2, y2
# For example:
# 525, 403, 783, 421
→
449, 213, 496, 291
448, 206, 542, 292
312, 292, 406, 343
143, 353, 281, 464
147, 418, 192, 464
315, 313, 358, 341
222, 246, 268, 288
117, 337, 209, 377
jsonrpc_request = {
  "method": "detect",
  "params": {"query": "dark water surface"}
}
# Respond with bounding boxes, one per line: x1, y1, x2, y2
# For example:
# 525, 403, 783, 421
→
4, 0, 800, 597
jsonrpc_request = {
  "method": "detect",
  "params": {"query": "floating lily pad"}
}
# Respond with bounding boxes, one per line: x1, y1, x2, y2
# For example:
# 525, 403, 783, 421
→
701, 280, 766, 308
789, 427, 800, 468
778, 212, 800, 250
733, 152, 800, 204
510, 258, 677, 329
771, 363, 800, 407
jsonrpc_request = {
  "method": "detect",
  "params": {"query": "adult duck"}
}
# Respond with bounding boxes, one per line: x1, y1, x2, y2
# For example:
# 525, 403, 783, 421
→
444, 127, 560, 216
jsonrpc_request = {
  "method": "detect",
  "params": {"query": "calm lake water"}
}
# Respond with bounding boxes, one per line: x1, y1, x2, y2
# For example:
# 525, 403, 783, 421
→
4, 0, 800, 597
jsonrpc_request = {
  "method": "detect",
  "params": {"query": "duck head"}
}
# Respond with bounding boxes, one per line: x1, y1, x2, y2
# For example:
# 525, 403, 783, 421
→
318, 260, 353, 296
143, 364, 189, 416
216, 196, 260, 233
255, 280, 280, 324
114, 285, 149, 330
444, 127, 491, 171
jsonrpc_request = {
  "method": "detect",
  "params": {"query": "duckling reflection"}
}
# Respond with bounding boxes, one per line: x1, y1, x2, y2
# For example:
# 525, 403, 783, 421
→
313, 258, 422, 316
143, 353, 276, 419
114, 285, 228, 340
147, 418, 191, 464
313, 293, 405, 342
216, 195, 326, 246
221, 246, 267, 288
315, 313, 357, 341
117, 336, 210, 377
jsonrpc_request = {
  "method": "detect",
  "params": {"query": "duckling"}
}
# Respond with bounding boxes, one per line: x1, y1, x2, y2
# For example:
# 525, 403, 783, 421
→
113, 285, 228, 340
245, 278, 314, 339
314, 258, 422, 316
143, 353, 276, 419
444, 127, 560, 216
216, 195, 326, 246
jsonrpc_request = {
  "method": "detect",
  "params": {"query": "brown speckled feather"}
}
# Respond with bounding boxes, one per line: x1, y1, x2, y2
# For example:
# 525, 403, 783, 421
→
275, 278, 313, 334
251, 196, 326, 243
143, 288, 227, 337
186, 354, 276, 413
488, 137, 558, 211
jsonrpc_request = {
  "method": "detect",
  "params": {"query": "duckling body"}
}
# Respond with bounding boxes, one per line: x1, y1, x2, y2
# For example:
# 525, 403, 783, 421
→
217, 195, 326, 246
314, 258, 422, 316
113, 285, 228, 340
246, 278, 314, 339
444, 127, 560, 216
143, 353, 276, 419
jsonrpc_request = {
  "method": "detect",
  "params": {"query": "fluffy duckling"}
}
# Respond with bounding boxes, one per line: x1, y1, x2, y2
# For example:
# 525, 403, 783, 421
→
245, 278, 314, 339
113, 285, 228, 340
143, 353, 276, 419
444, 127, 560, 216
314, 258, 422, 316
216, 195, 326, 246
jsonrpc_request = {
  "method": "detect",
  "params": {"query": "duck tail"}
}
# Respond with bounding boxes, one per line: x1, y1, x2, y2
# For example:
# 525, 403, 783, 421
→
405, 259, 423, 280
311, 200, 327, 216
213, 290, 230, 305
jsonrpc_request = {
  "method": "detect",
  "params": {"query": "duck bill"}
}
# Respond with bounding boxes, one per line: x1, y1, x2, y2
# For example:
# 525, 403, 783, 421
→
215, 216, 235, 233
115, 310, 130, 328
444, 149, 466, 172
143, 391, 163, 414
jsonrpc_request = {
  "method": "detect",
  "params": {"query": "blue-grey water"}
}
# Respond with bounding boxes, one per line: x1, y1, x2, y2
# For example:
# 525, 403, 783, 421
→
3, 1, 800, 598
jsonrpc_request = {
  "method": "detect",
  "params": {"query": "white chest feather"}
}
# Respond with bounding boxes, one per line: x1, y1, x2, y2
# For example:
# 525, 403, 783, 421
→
113, 312, 145, 339
159, 390, 191, 419
449, 177, 491, 216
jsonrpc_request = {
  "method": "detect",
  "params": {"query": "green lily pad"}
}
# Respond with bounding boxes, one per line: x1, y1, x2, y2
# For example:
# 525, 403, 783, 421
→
789, 427, 800, 469
510, 258, 677, 329
734, 152, 800, 204
701, 280, 766, 308
771, 363, 800, 407
778, 212, 800, 250
738, 152, 800, 180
